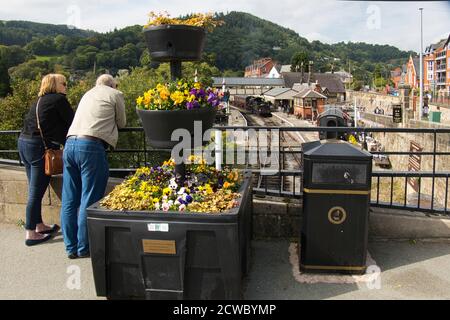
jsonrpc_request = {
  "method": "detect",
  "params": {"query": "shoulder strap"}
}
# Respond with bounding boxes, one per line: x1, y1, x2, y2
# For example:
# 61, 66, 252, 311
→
35, 98, 49, 149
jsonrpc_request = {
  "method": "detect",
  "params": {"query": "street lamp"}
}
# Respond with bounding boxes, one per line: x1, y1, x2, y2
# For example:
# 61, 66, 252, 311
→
419, 8, 424, 120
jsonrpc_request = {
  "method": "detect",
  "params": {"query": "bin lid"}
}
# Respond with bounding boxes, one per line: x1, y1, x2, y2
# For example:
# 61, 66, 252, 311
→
303, 139, 372, 160
317, 107, 350, 121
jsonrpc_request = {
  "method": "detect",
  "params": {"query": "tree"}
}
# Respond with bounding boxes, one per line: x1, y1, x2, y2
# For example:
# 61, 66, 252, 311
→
0, 45, 30, 96
290, 51, 310, 72
8, 60, 51, 81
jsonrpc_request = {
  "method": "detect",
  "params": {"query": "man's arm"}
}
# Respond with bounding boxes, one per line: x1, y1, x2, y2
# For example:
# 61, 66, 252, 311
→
115, 91, 126, 129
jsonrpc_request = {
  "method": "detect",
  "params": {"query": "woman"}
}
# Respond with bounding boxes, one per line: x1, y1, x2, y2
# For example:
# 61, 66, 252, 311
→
18, 74, 74, 246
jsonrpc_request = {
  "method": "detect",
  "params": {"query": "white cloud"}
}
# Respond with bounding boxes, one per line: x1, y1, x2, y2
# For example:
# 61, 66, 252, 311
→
0, 0, 448, 51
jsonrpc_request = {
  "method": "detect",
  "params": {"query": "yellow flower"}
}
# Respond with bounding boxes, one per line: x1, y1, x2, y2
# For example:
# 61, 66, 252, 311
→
170, 90, 185, 105
163, 159, 175, 166
223, 182, 234, 189
159, 87, 170, 101
136, 167, 150, 175
204, 184, 213, 195
152, 198, 160, 204
194, 82, 201, 89
143, 91, 153, 105
163, 187, 172, 196
136, 96, 144, 106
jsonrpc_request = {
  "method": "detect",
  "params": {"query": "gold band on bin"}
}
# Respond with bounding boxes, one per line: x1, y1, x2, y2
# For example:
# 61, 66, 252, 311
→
300, 264, 366, 271
303, 188, 370, 195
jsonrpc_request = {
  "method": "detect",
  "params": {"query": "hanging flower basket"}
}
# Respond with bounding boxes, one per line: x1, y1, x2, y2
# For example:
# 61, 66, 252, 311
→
143, 25, 206, 62
136, 79, 221, 148
136, 106, 217, 148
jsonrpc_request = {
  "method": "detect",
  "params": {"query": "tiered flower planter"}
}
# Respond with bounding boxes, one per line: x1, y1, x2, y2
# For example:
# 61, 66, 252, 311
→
87, 17, 252, 300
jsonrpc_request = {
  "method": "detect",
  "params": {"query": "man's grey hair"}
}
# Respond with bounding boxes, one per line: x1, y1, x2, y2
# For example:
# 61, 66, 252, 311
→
96, 74, 116, 88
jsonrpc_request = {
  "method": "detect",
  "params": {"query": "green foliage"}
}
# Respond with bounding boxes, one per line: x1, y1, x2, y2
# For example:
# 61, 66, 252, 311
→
0, 78, 40, 130
0, 45, 30, 95
0, 13, 413, 90
290, 51, 310, 72
8, 59, 52, 81
66, 73, 96, 108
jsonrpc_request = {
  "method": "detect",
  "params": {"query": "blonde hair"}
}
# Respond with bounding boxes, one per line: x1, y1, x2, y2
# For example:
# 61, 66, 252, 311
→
38, 74, 66, 97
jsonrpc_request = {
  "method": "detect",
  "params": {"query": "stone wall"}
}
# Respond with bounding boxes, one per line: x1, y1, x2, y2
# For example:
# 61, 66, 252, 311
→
348, 90, 450, 124
2, 165, 450, 239
0, 165, 122, 225
347, 90, 401, 115
359, 113, 450, 210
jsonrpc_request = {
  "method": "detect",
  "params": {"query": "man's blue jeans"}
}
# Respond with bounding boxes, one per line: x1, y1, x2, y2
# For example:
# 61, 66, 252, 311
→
60, 137, 109, 255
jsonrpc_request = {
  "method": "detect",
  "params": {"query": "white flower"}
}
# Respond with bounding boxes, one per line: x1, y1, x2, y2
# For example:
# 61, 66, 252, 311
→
179, 204, 186, 212
162, 203, 170, 212
154, 202, 160, 210
177, 187, 186, 195
169, 178, 178, 190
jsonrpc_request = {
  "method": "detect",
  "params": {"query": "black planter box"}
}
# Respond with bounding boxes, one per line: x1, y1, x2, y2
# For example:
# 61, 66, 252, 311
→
143, 25, 206, 62
87, 174, 252, 300
136, 106, 217, 149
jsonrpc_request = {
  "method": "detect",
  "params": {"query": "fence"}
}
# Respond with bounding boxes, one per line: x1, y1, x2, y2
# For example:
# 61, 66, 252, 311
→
1, 126, 450, 216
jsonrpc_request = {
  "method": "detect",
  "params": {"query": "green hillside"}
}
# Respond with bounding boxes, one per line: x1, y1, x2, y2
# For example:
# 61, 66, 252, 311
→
0, 12, 416, 96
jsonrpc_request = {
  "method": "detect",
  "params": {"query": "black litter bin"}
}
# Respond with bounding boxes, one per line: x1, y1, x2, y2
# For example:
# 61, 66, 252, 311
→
300, 140, 372, 274
87, 174, 252, 300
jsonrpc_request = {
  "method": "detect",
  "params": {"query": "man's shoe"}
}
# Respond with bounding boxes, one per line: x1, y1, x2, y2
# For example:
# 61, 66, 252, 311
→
78, 252, 90, 258
25, 234, 52, 246
68, 253, 78, 259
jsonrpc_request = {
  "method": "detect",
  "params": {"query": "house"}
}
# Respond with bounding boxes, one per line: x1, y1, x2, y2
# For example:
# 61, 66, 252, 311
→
282, 71, 346, 103
292, 85, 327, 120
424, 34, 450, 93
280, 65, 292, 73
266, 65, 282, 78
326, 70, 353, 84
404, 55, 421, 89
390, 67, 403, 89
244, 58, 275, 78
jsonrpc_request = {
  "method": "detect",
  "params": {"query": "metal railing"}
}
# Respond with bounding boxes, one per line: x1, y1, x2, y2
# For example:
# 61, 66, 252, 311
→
1, 126, 450, 216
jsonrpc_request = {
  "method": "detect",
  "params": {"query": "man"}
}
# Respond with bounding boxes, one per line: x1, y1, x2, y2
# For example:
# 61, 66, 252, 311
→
60, 74, 126, 259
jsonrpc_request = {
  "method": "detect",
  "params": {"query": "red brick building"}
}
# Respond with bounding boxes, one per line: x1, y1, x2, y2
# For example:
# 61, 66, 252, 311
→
390, 67, 403, 89
244, 58, 275, 78
404, 55, 420, 89
293, 86, 327, 120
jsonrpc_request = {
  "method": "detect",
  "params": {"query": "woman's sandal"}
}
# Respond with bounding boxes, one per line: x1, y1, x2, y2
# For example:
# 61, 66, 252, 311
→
25, 234, 52, 246
37, 224, 60, 234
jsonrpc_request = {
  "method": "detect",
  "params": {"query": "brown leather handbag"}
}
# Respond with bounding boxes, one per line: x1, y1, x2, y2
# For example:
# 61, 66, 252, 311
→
36, 98, 64, 176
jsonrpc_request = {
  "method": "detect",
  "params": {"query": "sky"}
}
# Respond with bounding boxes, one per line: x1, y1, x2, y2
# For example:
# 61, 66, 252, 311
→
0, 0, 449, 52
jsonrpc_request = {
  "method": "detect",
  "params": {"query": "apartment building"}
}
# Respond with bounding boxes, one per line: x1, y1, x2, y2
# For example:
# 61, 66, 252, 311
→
424, 34, 450, 93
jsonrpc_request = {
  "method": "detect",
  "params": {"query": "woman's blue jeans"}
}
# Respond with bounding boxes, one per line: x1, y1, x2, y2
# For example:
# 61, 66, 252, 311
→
60, 137, 109, 256
18, 136, 50, 231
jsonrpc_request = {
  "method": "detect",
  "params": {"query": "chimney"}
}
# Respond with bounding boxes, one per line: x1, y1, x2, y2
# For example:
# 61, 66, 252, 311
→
314, 80, 320, 92
300, 61, 304, 83
307, 61, 313, 85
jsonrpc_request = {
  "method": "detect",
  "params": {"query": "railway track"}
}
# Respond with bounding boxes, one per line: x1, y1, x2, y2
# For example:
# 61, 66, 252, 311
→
234, 106, 303, 196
